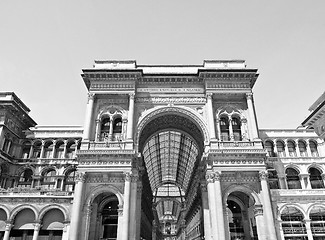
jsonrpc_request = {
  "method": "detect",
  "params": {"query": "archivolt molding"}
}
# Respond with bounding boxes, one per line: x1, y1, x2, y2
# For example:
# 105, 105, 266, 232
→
15, 165, 35, 176
278, 203, 306, 219
96, 104, 127, 120
9, 204, 39, 221
223, 184, 261, 206
38, 204, 69, 222
0, 205, 10, 220
85, 184, 124, 208
136, 105, 209, 148
306, 203, 325, 216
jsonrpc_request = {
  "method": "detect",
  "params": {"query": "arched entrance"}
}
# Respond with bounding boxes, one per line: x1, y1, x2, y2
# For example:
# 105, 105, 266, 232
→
137, 108, 208, 240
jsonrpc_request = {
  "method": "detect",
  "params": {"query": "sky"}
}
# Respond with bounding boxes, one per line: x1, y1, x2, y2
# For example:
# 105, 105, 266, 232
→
0, 0, 324, 129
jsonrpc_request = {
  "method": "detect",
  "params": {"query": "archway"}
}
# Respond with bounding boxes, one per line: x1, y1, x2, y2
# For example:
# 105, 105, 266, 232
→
137, 109, 207, 240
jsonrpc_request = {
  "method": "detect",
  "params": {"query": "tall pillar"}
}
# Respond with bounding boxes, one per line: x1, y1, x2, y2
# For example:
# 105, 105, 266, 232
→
278, 174, 287, 189
95, 119, 101, 141
246, 93, 259, 139
28, 145, 34, 159
129, 172, 139, 239
83, 93, 95, 141
214, 172, 225, 240
278, 221, 285, 240
216, 119, 221, 140
201, 182, 212, 240
69, 172, 87, 240
259, 171, 277, 240
254, 205, 266, 240
108, 119, 114, 141
40, 141, 45, 159
74, 140, 79, 158
305, 219, 314, 240
206, 93, 216, 139
126, 93, 135, 140
51, 140, 57, 158
228, 117, 234, 141
62, 140, 68, 159
32, 222, 41, 240
136, 182, 143, 240
116, 205, 124, 240
3, 222, 12, 240
122, 172, 132, 240
206, 173, 218, 240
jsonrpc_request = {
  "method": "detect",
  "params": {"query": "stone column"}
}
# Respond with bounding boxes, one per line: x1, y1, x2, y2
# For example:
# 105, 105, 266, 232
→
246, 93, 259, 139
121, 172, 132, 240
40, 140, 45, 159
152, 220, 157, 240
241, 118, 249, 141
259, 171, 277, 240
129, 172, 139, 239
278, 174, 287, 189
95, 119, 101, 141
228, 117, 234, 141
51, 140, 57, 158
29, 144, 34, 159
201, 182, 212, 240
216, 119, 221, 141
62, 140, 68, 159
254, 205, 266, 240
206, 93, 216, 139
83, 93, 95, 141
108, 119, 114, 141
299, 174, 310, 189
136, 182, 143, 240
214, 172, 225, 240
74, 140, 79, 158
3, 222, 12, 240
304, 219, 314, 240
284, 141, 290, 158
206, 173, 218, 240
116, 205, 124, 240
69, 172, 87, 240
126, 93, 135, 140
32, 222, 41, 240
278, 221, 285, 240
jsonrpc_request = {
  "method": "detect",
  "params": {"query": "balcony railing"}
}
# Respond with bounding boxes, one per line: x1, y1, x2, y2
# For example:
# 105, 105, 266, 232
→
271, 189, 325, 196
0, 187, 73, 196
282, 227, 307, 234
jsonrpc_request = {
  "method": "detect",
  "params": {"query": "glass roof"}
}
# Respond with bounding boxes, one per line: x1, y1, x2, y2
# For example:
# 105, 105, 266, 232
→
143, 130, 199, 193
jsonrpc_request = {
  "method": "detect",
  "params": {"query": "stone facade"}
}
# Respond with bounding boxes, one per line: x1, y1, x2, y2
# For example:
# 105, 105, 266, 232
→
0, 60, 324, 240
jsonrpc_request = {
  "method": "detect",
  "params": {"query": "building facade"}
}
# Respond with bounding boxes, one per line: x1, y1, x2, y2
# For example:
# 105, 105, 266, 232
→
0, 60, 324, 240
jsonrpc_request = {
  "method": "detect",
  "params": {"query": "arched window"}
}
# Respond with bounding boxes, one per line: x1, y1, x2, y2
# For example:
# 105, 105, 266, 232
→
287, 140, 297, 157
310, 206, 325, 238
66, 142, 76, 159
286, 168, 301, 189
309, 141, 319, 157
268, 170, 279, 189
18, 169, 33, 187
298, 140, 307, 157
100, 117, 111, 141
231, 117, 242, 141
102, 200, 118, 239
309, 168, 324, 189
64, 170, 76, 192
21, 141, 32, 159
276, 141, 286, 157
227, 200, 244, 238
54, 141, 65, 159
43, 142, 54, 158
265, 141, 275, 157
32, 141, 42, 158
281, 206, 307, 239
113, 117, 122, 134
41, 169, 56, 190
220, 117, 230, 141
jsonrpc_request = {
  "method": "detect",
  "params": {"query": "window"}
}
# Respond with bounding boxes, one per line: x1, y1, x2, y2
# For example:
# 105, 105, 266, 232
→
54, 141, 65, 159
309, 141, 319, 157
21, 141, 32, 159
220, 117, 230, 141
286, 168, 301, 189
100, 117, 111, 141
276, 141, 286, 157
287, 141, 297, 157
310, 206, 325, 238
113, 117, 122, 134
281, 206, 307, 240
43, 142, 54, 158
232, 117, 242, 141
41, 169, 56, 190
268, 170, 279, 189
64, 170, 76, 192
265, 141, 275, 157
102, 200, 118, 239
66, 142, 76, 159
32, 141, 42, 158
298, 140, 307, 157
309, 168, 324, 189
18, 169, 33, 187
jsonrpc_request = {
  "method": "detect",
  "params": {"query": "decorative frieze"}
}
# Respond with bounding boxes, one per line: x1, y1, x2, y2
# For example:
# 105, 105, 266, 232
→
135, 97, 206, 104
90, 83, 135, 90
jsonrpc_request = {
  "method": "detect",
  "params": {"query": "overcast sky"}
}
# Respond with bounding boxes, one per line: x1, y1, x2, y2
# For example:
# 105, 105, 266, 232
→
1, 0, 324, 129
